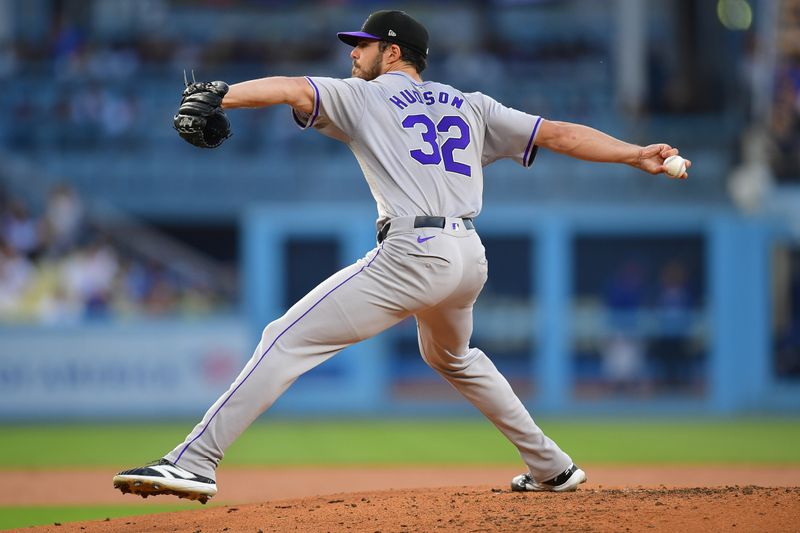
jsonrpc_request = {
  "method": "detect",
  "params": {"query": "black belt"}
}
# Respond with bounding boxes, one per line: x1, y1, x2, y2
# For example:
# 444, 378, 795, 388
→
377, 216, 475, 243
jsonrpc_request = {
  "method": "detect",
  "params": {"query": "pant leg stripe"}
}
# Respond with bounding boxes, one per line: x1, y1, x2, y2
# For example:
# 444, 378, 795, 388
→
174, 245, 384, 463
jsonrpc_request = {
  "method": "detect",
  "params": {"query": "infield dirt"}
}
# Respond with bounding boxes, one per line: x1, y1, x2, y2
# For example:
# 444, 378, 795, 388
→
6, 466, 800, 532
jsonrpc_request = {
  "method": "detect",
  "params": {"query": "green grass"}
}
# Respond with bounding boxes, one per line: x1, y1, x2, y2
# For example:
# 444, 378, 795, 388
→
0, 504, 200, 531
2, 418, 799, 468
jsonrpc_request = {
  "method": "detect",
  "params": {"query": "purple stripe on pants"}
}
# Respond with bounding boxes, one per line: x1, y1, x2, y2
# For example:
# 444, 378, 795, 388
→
174, 245, 384, 463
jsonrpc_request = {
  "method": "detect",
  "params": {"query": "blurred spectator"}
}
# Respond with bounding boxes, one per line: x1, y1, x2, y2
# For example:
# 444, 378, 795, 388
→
41, 183, 84, 256
2, 199, 41, 258
604, 259, 646, 328
0, 238, 34, 321
35, 261, 82, 325
655, 260, 693, 329
180, 281, 217, 315
61, 237, 119, 319
0, 185, 230, 324
650, 259, 696, 389
117, 257, 152, 308
143, 261, 180, 315
601, 259, 647, 391
51, 15, 87, 81
601, 334, 645, 392
728, 127, 773, 213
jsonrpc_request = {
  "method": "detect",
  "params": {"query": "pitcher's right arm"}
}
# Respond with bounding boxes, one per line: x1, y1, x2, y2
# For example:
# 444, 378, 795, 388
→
535, 120, 691, 179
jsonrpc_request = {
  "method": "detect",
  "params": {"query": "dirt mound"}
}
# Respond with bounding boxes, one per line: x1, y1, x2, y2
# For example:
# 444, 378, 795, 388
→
18, 485, 800, 533
6, 465, 800, 506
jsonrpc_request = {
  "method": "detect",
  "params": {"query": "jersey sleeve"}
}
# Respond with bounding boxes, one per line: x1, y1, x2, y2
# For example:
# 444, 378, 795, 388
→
474, 92, 543, 168
291, 76, 367, 142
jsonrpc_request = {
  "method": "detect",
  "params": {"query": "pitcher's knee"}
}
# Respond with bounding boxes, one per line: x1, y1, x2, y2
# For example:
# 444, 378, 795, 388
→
420, 346, 480, 375
424, 357, 460, 375
259, 316, 291, 351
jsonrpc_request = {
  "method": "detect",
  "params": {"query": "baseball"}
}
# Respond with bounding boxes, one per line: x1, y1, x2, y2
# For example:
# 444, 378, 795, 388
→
663, 155, 687, 178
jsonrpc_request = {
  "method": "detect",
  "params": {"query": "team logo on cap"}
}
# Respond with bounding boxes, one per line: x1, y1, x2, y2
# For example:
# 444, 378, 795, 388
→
388, 29, 397, 36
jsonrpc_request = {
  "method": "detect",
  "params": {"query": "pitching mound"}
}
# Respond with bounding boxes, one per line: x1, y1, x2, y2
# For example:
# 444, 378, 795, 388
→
17, 485, 800, 532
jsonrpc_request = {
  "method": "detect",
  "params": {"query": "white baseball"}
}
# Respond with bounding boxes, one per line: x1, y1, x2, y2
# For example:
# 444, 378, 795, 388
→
663, 155, 686, 178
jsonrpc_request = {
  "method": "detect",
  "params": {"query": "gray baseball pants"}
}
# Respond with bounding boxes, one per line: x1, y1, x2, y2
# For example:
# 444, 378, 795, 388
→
165, 216, 572, 482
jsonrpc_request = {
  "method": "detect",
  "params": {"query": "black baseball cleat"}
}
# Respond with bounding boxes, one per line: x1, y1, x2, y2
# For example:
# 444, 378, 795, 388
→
113, 459, 217, 504
510, 463, 587, 492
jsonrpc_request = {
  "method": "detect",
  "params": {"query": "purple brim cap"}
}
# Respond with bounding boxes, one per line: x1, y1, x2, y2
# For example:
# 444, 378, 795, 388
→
337, 31, 381, 47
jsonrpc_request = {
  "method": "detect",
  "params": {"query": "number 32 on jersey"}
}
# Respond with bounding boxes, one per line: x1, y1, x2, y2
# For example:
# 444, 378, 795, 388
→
401, 114, 471, 177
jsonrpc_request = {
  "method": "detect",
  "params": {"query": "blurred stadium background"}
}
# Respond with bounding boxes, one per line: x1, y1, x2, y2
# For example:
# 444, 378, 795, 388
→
1, 0, 800, 423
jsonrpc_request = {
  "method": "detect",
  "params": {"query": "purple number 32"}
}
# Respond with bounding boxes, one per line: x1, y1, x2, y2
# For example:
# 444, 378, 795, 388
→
401, 114, 471, 177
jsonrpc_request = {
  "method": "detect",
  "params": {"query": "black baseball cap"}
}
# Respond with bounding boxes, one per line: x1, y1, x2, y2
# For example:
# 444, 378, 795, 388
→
338, 10, 429, 58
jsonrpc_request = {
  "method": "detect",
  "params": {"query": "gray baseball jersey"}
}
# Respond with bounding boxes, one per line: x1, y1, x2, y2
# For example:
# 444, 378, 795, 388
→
165, 71, 572, 485
292, 71, 541, 228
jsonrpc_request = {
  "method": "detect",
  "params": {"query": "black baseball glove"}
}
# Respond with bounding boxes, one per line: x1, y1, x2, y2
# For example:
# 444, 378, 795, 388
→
173, 80, 232, 149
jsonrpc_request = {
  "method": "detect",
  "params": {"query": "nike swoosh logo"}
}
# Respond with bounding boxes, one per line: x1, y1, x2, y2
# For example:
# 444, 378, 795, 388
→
417, 235, 436, 244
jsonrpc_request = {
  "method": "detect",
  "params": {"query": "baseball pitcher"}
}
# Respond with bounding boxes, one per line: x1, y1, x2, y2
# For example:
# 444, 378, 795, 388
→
114, 10, 690, 503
